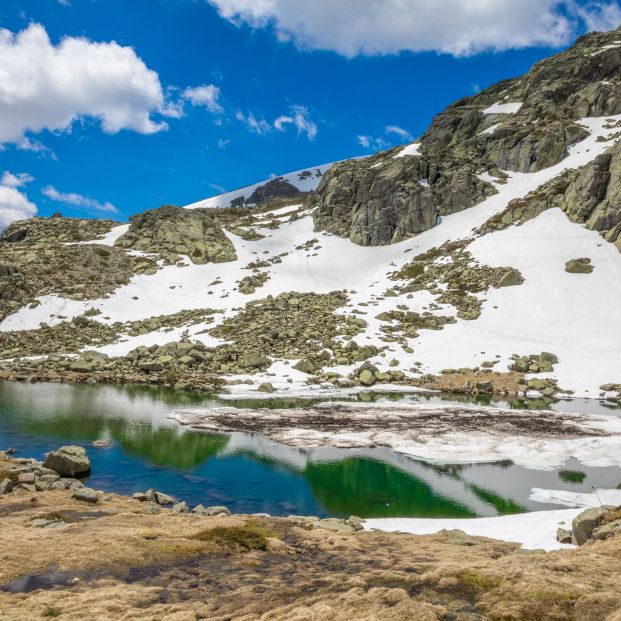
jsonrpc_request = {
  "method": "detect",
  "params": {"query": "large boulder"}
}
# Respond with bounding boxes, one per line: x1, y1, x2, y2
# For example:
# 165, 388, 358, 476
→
44, 446, 91, 477
571, 506, 612, 545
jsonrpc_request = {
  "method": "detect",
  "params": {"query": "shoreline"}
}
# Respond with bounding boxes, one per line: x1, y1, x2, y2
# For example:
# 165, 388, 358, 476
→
0, 372, 618, 407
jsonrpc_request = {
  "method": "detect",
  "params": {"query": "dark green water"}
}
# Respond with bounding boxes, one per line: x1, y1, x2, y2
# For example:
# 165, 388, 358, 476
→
0, 382, 619, 518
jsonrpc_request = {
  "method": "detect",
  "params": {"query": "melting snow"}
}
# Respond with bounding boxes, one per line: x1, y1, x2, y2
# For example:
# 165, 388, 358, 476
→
2, 115, 621, 398
364, 509, 581, 551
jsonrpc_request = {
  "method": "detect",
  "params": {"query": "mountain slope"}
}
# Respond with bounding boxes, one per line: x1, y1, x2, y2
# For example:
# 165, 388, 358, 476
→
1, 29, 621, 401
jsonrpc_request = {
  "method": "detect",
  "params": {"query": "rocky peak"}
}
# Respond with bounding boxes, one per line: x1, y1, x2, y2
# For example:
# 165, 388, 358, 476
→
309, 28, 621, 246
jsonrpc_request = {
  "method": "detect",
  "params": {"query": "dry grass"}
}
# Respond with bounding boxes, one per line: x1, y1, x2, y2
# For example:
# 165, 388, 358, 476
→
0, 488, 620, 620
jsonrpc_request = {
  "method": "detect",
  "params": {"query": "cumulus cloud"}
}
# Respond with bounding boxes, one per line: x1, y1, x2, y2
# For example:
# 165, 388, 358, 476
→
274, 105, 318, 140
182, 84, 224, 113
0, 23, 176, 146
42, 186, 118, 214
207, 0, 621, 57
1, 171, 34, 188
0, 185, 37, 230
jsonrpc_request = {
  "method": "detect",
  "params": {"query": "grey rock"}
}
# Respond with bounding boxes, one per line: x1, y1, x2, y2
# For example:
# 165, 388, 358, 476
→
556, 528, 573, 544
592, 518, 621, 541
154, 491, 175, 506
0, 478, 14, 494
565, 257, 594, 274
191, 504, 231, 516
44, 445, 91, 477
72, 487, 99, 503
172, 501, 190, 513
571, 506, 612, 545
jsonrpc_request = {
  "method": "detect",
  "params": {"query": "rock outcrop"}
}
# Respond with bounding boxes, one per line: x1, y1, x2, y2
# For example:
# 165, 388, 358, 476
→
310, 27, 621, 246
115, 205, 237, 265
479, 142, 621, 251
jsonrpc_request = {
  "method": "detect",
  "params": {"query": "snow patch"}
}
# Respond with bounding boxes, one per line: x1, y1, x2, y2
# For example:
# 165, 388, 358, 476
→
393, 143, 421, 158
483, 102, 523, 114
529, 487, 621, 508
364, 509, 581, 551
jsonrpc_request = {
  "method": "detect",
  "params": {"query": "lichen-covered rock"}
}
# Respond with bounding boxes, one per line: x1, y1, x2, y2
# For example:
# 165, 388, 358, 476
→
565, 258, 594, 273
115, 205, 237, 265
44, 446, 91, 477
311, 154, 495, 246
572, 506, 612, 545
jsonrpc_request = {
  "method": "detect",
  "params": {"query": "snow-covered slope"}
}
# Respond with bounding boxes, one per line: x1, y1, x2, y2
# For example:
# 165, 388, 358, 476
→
3, 114, 621, 399
184, 162, 334, 209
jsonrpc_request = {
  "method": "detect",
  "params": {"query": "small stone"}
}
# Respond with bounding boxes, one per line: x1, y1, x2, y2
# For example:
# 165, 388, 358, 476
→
146, 502, 161, 515
556, 528, 573, 544
257, 382, 276, 393
30, 518, 56, 528
72, 487, 99, 503
154, 491, 175, 506
18, 472, 36, 484
0, 478, 14, 494
91, 439, 111, 448
565, 257, 594, 274
191, 504, 231, 516
172, 501, 190, 513
358, 369, 375, 386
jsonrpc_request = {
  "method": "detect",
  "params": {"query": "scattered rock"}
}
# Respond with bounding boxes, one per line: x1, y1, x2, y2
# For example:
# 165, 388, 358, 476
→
565, 258, 594, 274
191, 504, 231, 516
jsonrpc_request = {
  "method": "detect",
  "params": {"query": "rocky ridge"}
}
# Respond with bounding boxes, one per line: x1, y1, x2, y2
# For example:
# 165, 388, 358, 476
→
309, 27, 621, 246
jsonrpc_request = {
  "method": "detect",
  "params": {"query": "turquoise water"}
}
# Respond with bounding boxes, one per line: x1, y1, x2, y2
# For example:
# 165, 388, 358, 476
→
0, 381, 619, 518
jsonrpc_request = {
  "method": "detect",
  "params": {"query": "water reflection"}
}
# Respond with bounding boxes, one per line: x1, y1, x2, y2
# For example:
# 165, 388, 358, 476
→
0, 381, 619, 519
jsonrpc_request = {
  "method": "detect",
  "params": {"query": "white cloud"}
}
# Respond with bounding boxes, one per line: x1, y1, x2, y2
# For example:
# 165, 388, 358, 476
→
182, 84, 224, 113
235, 110, 272, 134
42, 186, 118, 214
207, 0, 621, 57
274, 105, 318, 140
385, 125, 412, 141
0, 23, 175, 146
357, 135, 389, 150
236, 105, 318, 139
1, 171, 34, 188
217, 138, 230, 149
578, 1, 621, 31
0, 185, 37, 230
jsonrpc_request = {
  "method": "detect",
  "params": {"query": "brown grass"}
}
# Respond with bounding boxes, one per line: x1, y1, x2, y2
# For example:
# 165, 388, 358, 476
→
0, 487, 620, 620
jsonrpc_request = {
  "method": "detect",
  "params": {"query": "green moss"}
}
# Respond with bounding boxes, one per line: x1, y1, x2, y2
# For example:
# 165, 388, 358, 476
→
189, 523, 270, 552
42, 605, 62, 617
455, 570, 503, 593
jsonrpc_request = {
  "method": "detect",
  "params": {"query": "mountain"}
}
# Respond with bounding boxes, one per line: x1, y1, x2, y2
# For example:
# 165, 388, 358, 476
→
1, 27, 621, 402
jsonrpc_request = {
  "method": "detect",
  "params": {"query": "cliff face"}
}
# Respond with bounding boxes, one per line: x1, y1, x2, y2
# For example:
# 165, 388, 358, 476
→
310, 27, 621, 246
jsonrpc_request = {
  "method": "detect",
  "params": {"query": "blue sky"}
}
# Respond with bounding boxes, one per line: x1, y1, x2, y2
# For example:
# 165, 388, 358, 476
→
0, 0, 619, 225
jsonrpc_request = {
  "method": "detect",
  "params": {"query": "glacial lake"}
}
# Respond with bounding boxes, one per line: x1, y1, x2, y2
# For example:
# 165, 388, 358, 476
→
0, 381, 619, 519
